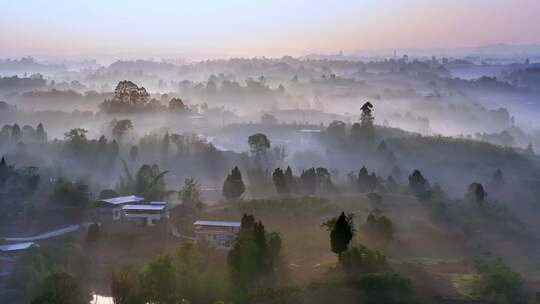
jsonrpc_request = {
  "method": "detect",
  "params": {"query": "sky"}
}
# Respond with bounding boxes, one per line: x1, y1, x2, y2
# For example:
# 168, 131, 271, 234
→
1, 0, 540, 59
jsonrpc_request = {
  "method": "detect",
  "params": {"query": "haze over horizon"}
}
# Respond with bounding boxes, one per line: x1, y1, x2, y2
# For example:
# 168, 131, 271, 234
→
2, 0, 540, 60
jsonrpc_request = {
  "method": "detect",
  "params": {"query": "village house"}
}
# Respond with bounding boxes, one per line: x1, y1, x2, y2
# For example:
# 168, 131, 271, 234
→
121, 201, 169, 227
94, 195, 145, 222
193, 220, 240, 248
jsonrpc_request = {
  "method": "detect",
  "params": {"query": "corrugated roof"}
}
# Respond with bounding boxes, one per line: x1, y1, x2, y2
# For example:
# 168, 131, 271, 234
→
0, 242, 36, 252
194, 220, 241, 227
122, 204, 166, 211
100, 195, 144, 205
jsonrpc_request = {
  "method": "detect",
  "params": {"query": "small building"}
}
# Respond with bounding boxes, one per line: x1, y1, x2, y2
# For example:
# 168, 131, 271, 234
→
193, 220, 241, 248
94, 195, 144, 222
0, 242, 36, 253
121, 203, 168, 227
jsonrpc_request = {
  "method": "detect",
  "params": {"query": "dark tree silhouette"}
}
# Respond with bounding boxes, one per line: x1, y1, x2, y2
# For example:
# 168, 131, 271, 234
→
329, 212, 354, 258
467, 182, 487, 206
409, 169, 428, 194
222, 166, 246, 199
272, 168, 289, 194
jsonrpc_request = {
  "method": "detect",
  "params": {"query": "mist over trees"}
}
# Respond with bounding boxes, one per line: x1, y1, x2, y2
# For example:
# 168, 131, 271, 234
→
3, 50, 540, 304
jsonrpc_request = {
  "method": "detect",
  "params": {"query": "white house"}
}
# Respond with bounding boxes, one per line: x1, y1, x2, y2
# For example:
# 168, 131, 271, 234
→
121, 202, 168, 226
193, 220, 241, 248
94, 195, 144, 222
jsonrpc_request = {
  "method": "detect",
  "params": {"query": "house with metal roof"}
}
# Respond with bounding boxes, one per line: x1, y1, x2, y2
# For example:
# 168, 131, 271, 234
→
193, 220, 241, 248
122, 203, 169, 227
94, 195, 145, 222
0, 242, 36, 253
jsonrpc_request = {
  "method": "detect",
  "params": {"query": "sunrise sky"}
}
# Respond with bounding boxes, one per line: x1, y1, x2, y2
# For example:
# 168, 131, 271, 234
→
1, 0, 540, 58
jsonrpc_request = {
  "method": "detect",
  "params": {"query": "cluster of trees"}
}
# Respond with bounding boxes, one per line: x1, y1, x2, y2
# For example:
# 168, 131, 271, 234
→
116, 162, 169, 201
100, 81, 194, 114
11, 241, 91, 304
323, 212, 413, 303
0, 122, 47, 146
228, 214, 282, 301
0, 157, 40, 195
50, 178, 91, 209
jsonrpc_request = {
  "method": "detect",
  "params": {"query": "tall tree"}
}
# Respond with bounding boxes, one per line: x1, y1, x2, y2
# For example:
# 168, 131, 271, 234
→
35, 122, 47, 142
272, 168, 289, 194
222, 167, 246, 200
325, 212, 354, 259
409, 169, 428, 194
467, 182, 487, 206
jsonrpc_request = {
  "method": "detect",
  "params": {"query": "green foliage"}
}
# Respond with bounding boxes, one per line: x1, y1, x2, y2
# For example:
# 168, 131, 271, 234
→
222, 166, 246, 200
470, 256, 527, 304
340, 245, 389, 279
50, 178, 91, 208
179, 178, 203, 210
0, 157, 40, 194
31, 272, 90, 304
140, 255, 178, 304
228, 214, 281, 301
111, 266, 144, 304
117, 162, 170, 200
327, 212, 354, 257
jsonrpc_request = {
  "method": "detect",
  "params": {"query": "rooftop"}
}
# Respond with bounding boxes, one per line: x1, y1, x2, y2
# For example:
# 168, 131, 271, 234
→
99, 195, 144, 205
194, 220, 241, 228
0, 242, 36, 252
122, 204, 166, 211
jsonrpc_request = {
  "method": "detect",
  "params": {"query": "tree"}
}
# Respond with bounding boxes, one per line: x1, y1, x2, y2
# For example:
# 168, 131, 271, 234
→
222, 167, 245, 200
50, 178, 91, 209
326, 212, 354, 258
111, 119, 133, 142
359, 101, 375, 139
31, 272, 90, 304
327, 120, 347, 139
111, 266, 144, 304
471, 256, 527, 304
178, 178, 202, 210
64, 128, 88, 153
272, 168, 289, 195
11, 123, 22, 143
248, 133, 271, 157
409, 169, 428, 194
140, 255, 178, 304
169, 98, 188, 112
36, 122, 47, 142
467, 182, 487, 206
228, 214, 279, 299
300, 168, 318, 195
